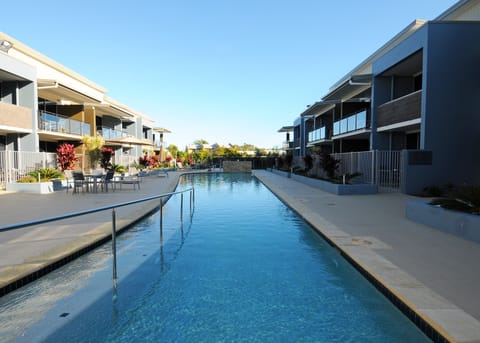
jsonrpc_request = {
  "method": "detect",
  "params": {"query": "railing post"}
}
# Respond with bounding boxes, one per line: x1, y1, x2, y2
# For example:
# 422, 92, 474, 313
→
180, 193, 183, 222
160, 198, 163, 239
112, 208, 118, 289
189, 189, 193, 219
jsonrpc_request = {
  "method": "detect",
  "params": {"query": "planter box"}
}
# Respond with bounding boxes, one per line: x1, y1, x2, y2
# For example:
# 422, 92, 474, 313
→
268, 169, 378, 195
6, 182, 54, 194
406, 200, 480, 243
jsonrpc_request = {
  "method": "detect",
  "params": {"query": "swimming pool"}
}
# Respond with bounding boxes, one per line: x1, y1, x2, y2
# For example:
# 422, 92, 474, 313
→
1, 173, 429, 342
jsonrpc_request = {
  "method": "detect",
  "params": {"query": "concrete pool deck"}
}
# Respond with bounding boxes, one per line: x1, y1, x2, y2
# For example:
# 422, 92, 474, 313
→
1, 170, 479, 342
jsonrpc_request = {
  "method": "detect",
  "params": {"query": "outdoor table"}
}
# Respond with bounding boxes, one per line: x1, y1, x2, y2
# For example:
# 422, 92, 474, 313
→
84, 173, 105, 193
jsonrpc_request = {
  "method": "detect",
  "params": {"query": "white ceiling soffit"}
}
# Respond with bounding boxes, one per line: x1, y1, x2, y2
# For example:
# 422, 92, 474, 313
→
37, 79, 103, 105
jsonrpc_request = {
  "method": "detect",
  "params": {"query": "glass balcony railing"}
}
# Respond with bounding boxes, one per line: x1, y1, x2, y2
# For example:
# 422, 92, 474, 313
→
307, 126, 326, 142
39, 111, 90, 136
97, 127, 127, 140
333, 110, 367, 136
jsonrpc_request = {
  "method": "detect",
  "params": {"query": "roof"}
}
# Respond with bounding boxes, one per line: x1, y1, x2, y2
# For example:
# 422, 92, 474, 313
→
153, 127, 172, 133
278, 126, 294, 133
326, 20, 426, 98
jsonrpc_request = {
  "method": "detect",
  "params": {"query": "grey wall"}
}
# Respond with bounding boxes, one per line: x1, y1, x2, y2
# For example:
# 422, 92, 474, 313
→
371, 77, 394, 150
373, 22, 480, 192
0, 53, 38, 152
422, 22, 480, 186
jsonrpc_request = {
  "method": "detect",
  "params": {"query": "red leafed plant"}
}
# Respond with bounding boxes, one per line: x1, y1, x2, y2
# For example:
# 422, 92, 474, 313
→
57, 143, 77, 171
100, 147, 115, 170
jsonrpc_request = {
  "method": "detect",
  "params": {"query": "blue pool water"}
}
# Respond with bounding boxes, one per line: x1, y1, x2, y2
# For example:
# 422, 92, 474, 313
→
1, 173, 429, 342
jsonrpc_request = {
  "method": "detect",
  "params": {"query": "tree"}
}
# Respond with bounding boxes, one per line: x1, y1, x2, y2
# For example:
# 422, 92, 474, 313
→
82, 135, 104, 169
167, 144, 178, 158
194, 139, 209, 145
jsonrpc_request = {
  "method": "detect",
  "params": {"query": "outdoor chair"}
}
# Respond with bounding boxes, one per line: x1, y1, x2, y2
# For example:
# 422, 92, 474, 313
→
72, 172, 88, 194
102, 170, 116, 192
64, 170, 74, 193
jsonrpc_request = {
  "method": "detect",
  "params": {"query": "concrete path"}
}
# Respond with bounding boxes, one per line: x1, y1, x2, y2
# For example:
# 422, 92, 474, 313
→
253, 170, 480, 343
0, 172, 183, 294
1, 170, 480, 342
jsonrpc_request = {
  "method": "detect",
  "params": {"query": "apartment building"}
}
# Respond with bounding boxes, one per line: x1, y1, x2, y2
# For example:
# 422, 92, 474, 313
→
283, 0, 480, 194
0, 32, 167, 185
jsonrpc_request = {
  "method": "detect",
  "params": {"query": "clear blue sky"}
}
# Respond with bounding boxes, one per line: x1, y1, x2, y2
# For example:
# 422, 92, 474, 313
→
2, 0, 456, 149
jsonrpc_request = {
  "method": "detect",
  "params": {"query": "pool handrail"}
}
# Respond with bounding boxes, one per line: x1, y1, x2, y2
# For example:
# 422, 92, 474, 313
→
0, 187, 195, 290
0, 187, 194, 232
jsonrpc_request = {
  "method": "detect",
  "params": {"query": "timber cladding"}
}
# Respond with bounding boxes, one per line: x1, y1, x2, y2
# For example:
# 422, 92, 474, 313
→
222, 161, 252, 172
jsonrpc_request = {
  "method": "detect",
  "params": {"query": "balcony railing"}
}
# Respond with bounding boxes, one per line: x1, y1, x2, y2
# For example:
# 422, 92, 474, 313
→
39, 111, 90, 136
333, 110, 367, 136
308, 126, 327, 142
376, 90, 421, 128
154, 140, 168, 148
97, 126, 127, 140
282, 141, 294, 150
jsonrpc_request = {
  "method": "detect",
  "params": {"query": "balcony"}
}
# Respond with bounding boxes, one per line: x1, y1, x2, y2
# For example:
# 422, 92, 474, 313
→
97, 126, 127, 140
308, 126, 327, 143
282, 141, 294, 150
376, 90, 421, 128
0, 102, 32, 132
39, 111, 90, 136
154, 140, 168, 148
333, 110, 368, 136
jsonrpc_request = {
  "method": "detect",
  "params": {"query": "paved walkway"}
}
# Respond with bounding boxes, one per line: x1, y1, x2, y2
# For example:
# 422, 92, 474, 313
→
1, 170, 480, 342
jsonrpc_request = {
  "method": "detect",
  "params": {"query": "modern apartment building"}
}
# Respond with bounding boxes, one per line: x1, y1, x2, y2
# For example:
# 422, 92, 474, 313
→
0, 32, 168, 185
283, 0, 480, 194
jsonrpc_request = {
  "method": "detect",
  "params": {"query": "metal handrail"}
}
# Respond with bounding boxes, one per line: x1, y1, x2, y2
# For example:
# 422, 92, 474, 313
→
0, 187, 195, 289
0, 188, 194, 232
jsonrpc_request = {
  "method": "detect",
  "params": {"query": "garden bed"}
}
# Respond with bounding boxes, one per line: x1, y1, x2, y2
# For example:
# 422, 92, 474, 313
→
6, 182, 54, 194
406, 200, 480, 243
268, 168, 377, 195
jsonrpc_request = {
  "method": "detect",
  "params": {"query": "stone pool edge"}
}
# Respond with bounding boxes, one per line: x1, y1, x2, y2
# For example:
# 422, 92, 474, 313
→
253, 171, 480, 343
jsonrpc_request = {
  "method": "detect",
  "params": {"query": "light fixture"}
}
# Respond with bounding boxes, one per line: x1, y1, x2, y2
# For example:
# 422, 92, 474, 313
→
0, 40, 13, 53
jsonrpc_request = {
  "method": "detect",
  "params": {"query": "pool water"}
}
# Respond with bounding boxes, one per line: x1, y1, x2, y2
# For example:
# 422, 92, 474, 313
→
1, 173, 429, 342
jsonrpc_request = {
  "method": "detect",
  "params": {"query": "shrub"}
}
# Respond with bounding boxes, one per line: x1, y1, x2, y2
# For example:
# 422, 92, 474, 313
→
318, 152, 340, 179
284, 154, 293, 168
100, 147, 115, 170
431, 185, 480, 215
111, 163, 126, 174
303, 154, 314, 171
57, 143, 77, 171
17, 176, 37, 183
28, 168, 63, 181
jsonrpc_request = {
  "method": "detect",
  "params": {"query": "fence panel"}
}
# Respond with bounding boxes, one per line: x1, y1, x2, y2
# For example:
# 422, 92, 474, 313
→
331, 150, 402, 191
0, 151, 58, 189
375, 150, 402, 191
331, 151, 374, 184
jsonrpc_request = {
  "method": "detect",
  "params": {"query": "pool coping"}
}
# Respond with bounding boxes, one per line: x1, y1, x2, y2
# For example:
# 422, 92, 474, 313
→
253, 170, 480, 343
